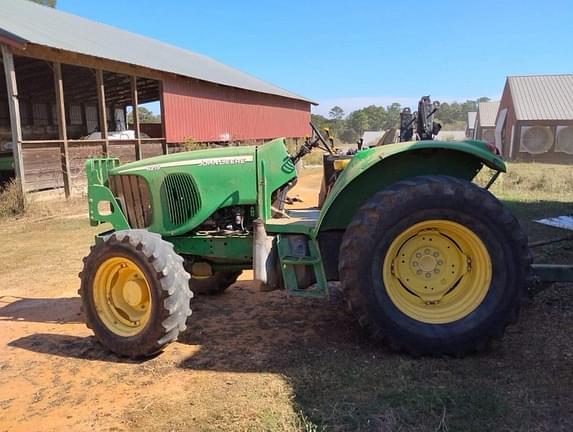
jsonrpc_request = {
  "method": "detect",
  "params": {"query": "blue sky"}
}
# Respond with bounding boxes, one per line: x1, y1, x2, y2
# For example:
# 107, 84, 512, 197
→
58, 0, 573, 115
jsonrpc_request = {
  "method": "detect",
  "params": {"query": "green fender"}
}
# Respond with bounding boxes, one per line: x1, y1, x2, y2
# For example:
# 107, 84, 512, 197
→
314, 139, 506, 234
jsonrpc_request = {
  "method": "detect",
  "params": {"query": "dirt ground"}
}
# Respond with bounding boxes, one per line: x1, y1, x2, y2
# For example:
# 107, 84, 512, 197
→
0, 167, 572, 432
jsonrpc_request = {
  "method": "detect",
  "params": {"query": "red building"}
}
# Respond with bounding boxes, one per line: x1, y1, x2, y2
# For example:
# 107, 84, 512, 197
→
0, 0, 314, 194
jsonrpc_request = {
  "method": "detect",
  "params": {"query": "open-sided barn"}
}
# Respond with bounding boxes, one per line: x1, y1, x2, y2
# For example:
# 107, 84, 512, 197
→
0, 0, 314, 195
496, 75, 573, 162
474, 102, 499, 145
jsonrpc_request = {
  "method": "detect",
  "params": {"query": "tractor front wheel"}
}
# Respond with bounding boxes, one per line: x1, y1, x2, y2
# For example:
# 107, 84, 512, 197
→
79, 230, 193, 358
339, 176, 531, 356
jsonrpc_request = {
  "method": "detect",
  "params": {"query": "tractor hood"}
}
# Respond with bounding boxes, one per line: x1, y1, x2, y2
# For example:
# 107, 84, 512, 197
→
111, 145, 257, 175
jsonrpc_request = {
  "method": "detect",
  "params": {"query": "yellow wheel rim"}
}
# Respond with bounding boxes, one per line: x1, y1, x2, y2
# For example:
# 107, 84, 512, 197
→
93, 256, 152, 336
382, 220, 492, 324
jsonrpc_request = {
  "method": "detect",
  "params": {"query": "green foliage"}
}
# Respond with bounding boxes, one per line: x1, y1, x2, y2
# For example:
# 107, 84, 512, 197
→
27, 0, 56, 7
315, 98, 489, 144
127, 107, 161, 124
328, 106, 344, 121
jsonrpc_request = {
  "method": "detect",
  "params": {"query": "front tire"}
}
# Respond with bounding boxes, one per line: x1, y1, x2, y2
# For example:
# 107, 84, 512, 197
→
339, 176, 531, 356
79, 230, 193, 358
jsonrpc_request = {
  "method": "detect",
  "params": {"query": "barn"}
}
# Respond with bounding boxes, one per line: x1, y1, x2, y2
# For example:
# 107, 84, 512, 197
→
473, 101, 499, 145
0, 0, 314, 196
496, 74, 573, 162
466, 111, 476, 138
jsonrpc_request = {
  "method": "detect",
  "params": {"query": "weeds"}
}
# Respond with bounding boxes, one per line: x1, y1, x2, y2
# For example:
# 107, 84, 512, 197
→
0, 179, 25, 218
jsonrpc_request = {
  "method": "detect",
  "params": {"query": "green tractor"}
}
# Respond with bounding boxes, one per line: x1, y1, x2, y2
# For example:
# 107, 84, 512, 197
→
80, 126, 530, 358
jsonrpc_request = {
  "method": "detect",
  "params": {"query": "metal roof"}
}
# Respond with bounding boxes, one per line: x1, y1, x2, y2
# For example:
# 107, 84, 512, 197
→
477, 102, 500, 127
436, 130, 466, 141
361, 131, 385, 147
508, 75, 573, 121
0, 0, 314, 104
467, 111, 477, 129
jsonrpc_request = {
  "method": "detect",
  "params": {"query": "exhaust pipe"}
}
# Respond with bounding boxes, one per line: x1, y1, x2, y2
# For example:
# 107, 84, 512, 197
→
253, 218, 277, 290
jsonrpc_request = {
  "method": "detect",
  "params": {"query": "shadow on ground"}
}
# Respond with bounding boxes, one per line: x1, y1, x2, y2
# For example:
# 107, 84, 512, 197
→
7, 333, 143, 364
177, 279, 573, 430
0, 296, 82, 324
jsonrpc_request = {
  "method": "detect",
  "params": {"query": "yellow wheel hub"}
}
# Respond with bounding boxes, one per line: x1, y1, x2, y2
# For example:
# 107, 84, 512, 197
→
383, 220, 492, 324
93, 256, 152, 336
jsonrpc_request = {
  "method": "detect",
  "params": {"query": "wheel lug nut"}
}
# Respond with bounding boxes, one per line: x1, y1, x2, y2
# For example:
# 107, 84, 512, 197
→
424, 249, 430, 254
433, 252, 439, 257
416, 270, 422, 275
434, 269, 440, 274
416, 253, 422, 258
425, 273, 432, 278
437, 260, 443, 265
413, 261, 419, 267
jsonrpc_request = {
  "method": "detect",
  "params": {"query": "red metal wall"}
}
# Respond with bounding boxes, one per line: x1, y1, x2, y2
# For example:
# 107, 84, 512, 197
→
162, 77, 311, 143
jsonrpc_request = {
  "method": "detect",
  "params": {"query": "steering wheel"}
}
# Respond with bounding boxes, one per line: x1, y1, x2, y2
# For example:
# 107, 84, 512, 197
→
310, 123, 334, 155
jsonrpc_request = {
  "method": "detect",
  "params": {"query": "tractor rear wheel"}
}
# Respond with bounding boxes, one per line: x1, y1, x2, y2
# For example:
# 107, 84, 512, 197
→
339, 176, 531, 356
79, 230, 193, 358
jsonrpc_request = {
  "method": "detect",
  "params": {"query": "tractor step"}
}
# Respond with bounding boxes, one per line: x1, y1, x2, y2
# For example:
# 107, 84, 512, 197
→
276, 234, 328, 298
281, 256, 321, 265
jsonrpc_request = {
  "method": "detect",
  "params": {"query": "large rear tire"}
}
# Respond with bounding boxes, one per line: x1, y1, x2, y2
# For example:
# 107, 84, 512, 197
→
339, 176, 531, 356
79, 230, 193, 358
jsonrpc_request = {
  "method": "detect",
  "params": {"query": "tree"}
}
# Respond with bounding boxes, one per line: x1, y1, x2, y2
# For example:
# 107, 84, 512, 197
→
328, 106, 345, 121
28, 0, 57, 7
347, 110, 369, 136
127, 107, 161, 124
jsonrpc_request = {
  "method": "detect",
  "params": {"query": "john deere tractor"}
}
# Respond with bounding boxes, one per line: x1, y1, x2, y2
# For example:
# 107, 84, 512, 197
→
80, 125, 530, 358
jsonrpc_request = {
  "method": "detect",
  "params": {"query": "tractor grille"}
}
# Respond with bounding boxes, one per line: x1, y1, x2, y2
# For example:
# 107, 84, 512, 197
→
108, 175, 152, 228
160, 173, 201, 227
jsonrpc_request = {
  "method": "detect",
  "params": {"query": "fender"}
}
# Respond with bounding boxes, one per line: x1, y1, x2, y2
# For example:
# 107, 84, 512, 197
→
314, 139, 506, 233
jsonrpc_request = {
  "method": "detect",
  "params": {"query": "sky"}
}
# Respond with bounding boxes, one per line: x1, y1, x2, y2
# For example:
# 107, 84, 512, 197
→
58, 0, 573, 116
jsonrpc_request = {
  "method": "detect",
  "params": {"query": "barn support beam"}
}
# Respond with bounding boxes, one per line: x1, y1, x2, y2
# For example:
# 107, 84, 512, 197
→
159, 81, 168, 155
1, 44, 26, 206
53, 62, 72, 197
96, 69, 109, 155
130, 75, 142, 160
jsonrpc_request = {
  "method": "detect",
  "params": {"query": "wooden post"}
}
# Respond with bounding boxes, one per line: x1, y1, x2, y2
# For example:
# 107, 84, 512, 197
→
130, 75, 142, 160
53, 62, 71, 197
1, 44, 26, 203
96, 69, 109, 155
80, 103, 88, 135
159, 80, 168, 155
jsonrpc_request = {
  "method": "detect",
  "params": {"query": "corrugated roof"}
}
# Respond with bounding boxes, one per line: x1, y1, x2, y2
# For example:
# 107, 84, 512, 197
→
361, 131, 385, 146
508, 75, 573, 120
436, 130, 466, 141
467, 111, 477, 129
477, 102, 500, 127
0, 0, 314, 104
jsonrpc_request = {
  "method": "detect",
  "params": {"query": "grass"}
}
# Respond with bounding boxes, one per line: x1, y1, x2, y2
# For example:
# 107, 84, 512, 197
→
0, 162, 572, 431
0, 179, 25, 218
